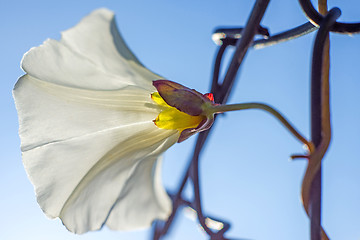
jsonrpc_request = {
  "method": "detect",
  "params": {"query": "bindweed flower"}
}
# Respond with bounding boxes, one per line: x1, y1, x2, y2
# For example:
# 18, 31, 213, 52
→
13, 8, 215, 234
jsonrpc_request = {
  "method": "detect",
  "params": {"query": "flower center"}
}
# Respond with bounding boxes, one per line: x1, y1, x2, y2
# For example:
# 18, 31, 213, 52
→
151, 92, 205, 132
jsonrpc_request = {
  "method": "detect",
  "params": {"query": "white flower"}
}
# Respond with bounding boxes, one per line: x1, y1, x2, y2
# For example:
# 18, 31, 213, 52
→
13, 8, 181, 234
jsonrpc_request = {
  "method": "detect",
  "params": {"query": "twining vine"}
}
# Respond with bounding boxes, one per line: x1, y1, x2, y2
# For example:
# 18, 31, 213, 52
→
152, 1, 360, 239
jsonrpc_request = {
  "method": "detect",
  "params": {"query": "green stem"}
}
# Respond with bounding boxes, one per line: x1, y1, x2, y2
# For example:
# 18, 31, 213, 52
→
208, 103, 311, 149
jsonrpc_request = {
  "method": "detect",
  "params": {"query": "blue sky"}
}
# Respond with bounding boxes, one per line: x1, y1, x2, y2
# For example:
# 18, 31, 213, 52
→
1, 0, 360, 239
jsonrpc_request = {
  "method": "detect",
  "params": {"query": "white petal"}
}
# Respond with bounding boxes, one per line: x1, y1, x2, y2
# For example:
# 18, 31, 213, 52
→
21, 8, 161, 91
22, 121, 178, 233
14, 8, 179, 234
105, 156, 172, 231
13, 75, 160, 152
14, 74, 179, 233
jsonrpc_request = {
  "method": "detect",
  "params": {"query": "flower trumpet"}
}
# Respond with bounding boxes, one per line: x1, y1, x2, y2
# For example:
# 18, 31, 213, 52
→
13, 8, 215, 234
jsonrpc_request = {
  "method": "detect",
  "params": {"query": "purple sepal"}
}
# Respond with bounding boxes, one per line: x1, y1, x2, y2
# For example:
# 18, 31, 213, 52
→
177, 117, 214, 143
153, 80, 210, 116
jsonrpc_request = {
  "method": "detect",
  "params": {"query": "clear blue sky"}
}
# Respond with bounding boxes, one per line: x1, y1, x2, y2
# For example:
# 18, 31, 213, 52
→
1, 0, 359, 239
